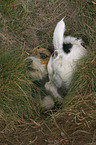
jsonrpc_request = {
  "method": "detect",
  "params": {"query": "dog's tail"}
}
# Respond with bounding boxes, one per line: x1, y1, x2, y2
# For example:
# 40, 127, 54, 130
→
53, 17, 66, 52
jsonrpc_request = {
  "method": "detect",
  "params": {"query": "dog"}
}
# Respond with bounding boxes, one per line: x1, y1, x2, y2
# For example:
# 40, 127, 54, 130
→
44, 18, 87, 105
25, 47, 51, 81
25, 47, 55, 109
25, 18, 87, 109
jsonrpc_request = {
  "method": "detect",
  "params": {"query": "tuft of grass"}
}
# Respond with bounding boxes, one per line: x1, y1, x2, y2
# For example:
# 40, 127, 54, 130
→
69, 51, 96, 95
0, 47, 42, 124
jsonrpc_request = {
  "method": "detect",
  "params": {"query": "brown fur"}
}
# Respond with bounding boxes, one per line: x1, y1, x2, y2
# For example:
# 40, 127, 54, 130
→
30, 47, 51, 66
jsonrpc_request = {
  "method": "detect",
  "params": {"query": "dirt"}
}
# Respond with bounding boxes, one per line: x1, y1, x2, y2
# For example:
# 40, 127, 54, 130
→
0, 111, 96, 145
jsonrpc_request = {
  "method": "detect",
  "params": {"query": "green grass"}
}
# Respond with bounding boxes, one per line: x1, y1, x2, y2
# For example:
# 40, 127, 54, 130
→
0, 0, 96, 144
0, 48, 41, 122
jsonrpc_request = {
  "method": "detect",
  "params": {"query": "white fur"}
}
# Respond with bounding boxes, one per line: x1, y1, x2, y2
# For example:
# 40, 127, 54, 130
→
53, 17, 65, 53
41, 95, 55, 109
26, 56, 47, 80
45, 18, 87, 100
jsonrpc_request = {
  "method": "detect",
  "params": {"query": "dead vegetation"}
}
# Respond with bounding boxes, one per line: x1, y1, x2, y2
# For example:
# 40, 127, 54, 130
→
0, 0, 96, 144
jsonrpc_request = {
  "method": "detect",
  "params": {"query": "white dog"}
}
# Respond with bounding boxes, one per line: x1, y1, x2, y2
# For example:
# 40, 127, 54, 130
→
44, 18, 87, 103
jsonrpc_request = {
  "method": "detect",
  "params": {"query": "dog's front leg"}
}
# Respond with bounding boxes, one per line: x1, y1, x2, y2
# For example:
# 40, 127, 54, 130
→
45, 81, 62, 99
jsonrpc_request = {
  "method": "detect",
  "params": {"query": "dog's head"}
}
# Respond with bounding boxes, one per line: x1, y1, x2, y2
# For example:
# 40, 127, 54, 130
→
25, 47, 51, 81
31, 47, 51, 65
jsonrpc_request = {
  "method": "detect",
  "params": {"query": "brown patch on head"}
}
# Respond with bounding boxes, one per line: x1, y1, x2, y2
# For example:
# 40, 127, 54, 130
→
31, 47, 51, 66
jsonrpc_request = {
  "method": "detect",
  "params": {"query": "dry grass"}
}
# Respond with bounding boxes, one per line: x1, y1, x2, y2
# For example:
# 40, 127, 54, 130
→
0, 0, 96, 144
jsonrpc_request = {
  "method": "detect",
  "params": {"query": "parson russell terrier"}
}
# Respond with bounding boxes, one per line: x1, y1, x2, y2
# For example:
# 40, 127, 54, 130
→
26, 18, 87, 109
42, 18, 87, 109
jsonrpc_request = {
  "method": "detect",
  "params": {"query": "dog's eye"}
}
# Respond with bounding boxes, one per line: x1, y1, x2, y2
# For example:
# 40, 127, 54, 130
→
40, 53, 48, 59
